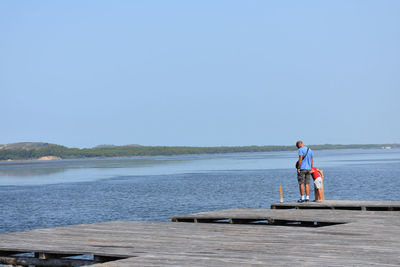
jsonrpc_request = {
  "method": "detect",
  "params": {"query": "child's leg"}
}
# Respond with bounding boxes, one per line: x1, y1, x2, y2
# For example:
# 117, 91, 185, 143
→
316, 189, 320, 201
320, 178, 325, 201
314, 182, 318, 201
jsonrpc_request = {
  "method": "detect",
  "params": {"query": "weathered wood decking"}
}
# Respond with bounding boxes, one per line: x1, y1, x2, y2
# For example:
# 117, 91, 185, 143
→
0, 201, 399, 266
270, 200, 400, 210
172, 208, 348, 226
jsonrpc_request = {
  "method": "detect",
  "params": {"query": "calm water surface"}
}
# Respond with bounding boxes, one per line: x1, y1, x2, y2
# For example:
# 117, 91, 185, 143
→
1, 149, 399, 233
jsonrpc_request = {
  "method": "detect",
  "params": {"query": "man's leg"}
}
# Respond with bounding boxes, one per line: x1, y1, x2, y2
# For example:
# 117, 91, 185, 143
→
305, 183, 310, 197
297, 171, 306, 201
299, 184, 305, 196
297, 170, 306, 202
305, 170, 311, 201
297, 171, 305, 202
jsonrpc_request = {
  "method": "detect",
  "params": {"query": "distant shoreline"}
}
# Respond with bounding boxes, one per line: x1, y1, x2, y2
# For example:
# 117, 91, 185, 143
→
0, 145, 398, 164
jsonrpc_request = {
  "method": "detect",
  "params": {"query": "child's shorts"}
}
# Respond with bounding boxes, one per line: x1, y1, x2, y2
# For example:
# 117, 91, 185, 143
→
314, 177, 323, 189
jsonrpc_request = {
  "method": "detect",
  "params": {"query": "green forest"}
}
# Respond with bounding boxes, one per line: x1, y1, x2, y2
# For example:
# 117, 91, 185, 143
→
0, 143, 398, 161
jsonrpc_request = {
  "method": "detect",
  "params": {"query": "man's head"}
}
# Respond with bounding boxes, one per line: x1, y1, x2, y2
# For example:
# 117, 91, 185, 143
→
296, 140, 304, 149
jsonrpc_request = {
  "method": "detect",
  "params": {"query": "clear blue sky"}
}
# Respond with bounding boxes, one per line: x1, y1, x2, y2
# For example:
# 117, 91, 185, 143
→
1, 1, 399, 148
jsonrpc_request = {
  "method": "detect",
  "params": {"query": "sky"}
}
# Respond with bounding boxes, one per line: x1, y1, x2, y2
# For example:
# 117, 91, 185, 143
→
1, 1, 399, 148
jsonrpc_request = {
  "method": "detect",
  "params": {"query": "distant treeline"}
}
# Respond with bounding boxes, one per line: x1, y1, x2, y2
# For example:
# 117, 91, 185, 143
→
0, 143, 398, 161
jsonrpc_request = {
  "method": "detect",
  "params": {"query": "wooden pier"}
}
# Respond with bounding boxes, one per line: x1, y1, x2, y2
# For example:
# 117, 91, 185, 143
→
0, 201, 399, 266
270, 200, 400, 211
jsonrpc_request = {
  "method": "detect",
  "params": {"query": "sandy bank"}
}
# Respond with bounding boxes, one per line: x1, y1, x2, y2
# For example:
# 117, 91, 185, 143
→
37, 156, 62, 161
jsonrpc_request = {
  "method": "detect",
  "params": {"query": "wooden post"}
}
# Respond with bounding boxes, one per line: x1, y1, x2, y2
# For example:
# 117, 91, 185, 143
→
279, 186, 283, 203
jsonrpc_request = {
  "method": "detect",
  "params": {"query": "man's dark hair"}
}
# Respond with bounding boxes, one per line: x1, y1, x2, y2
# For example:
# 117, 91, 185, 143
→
296, 140, 303, 148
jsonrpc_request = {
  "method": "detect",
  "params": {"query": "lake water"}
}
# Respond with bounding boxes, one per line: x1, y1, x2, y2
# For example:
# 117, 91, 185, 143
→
1, 148, 399, 233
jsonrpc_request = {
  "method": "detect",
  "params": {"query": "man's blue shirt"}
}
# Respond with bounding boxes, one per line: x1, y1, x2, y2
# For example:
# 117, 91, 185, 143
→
298, 146, 313, 170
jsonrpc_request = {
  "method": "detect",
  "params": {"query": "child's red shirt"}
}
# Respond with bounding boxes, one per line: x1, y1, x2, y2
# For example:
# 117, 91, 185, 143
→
312, 167, 321, 179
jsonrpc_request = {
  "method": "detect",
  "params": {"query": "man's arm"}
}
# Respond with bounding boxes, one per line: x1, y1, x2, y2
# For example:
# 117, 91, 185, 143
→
311, 156, 313, 168
297, 155, 303, 173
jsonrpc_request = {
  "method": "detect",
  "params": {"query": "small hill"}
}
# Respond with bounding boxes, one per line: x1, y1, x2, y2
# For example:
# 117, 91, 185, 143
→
94, 144, 118, 148
0, 142, 53, 150
94, 144, 142, 148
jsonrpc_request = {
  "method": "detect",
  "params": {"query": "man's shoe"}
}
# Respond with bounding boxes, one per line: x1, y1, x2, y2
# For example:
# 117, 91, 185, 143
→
297, 199, 304, 203
305, 199, 310, 202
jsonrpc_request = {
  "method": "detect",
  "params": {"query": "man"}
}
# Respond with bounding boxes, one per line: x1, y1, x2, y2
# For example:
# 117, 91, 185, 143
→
296, 140, 313, 202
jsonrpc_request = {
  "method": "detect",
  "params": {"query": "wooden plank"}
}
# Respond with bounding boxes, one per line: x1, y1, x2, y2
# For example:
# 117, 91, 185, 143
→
171, 208, 389, 224
271, 200, 400, 210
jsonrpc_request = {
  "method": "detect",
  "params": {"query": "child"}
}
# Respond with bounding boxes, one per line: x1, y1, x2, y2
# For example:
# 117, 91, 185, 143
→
310, 167, 324, 202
